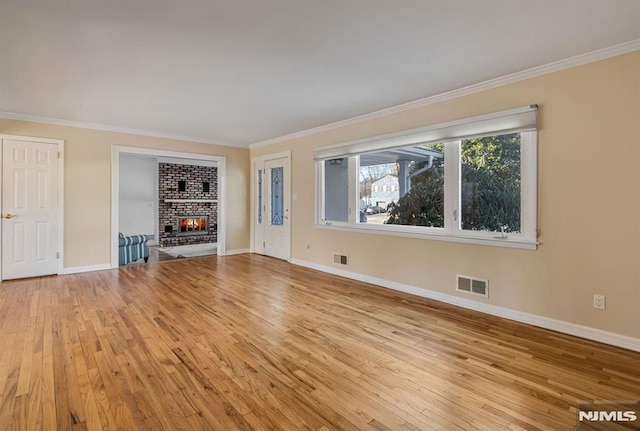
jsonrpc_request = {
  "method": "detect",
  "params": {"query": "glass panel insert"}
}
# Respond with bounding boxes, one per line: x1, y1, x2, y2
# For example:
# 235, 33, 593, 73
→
257, 169, 263, 224
460, 133, 521, 234
324, 158, 349, 222
271, 167, 284, 226
374, 143, 445, 227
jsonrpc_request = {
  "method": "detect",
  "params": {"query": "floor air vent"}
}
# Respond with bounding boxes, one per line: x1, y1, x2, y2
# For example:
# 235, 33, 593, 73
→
332, 253, 348, 267
456, 275, 488, 297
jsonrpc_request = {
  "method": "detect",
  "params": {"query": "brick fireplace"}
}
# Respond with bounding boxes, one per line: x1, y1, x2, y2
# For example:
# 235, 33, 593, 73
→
158, 163, 218, 247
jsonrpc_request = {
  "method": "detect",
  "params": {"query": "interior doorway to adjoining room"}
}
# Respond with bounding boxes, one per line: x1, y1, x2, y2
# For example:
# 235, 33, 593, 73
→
112, 146, 226, 267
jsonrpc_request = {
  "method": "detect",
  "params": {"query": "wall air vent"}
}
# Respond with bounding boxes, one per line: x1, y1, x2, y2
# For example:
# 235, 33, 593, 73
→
456, 275, 489, 298
332, 253, 348, 267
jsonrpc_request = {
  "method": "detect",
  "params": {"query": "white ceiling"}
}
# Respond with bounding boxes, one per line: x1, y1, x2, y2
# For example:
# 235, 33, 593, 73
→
1, 1, 639, 147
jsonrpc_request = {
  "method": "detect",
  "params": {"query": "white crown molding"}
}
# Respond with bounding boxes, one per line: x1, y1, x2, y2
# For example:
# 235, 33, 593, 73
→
290, 258, 640, 353
251, 39, 640, 149
0, 111, 246, 148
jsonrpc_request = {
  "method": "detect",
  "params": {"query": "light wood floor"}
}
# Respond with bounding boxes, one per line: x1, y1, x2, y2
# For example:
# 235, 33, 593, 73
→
126, 246, 178, 266
0, 254, 638, 430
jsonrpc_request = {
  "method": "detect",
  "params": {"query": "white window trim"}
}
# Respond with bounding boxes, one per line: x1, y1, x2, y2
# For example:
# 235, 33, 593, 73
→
314, 105, 537, 161
316, 131, 538, 250
315, 222, 537, 250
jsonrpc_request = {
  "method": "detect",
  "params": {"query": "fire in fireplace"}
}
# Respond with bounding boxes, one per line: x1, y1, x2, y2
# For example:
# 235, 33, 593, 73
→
178, 216, 209, 236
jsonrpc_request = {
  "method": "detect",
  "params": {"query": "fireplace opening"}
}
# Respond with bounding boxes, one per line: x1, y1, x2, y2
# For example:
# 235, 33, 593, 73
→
178, 216, 209, 236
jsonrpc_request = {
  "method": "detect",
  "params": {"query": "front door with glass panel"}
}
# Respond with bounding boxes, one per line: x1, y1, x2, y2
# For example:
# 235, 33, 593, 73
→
257, 157, 290, 261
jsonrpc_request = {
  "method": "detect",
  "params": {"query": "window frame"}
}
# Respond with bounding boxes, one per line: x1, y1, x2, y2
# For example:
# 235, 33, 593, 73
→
315, 130, 537, 250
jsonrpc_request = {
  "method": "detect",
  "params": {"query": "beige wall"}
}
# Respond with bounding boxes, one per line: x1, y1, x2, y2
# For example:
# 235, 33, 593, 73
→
0, 120, 250, 267
252, 51, 640, 339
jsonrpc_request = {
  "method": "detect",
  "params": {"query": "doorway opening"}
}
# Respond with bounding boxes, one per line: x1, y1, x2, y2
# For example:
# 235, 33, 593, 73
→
112, 146, 226, 267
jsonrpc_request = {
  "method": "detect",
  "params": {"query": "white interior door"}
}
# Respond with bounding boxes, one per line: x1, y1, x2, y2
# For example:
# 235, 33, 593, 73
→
2, 139, 59, 280
263, 157, 290, 261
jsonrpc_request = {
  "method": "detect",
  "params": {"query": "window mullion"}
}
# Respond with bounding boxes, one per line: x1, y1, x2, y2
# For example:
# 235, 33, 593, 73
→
348, 156, 358, 224
443, 141, 460, 235
354, 155, 362, 224
315, 161, 323, 224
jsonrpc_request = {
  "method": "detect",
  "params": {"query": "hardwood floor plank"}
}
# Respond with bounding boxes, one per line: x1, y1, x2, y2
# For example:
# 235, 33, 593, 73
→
0, 254, 639, 430
41, 353, 57, 431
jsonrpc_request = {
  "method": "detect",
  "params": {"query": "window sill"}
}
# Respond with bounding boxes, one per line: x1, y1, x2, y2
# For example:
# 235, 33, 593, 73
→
314, 222, 538, 250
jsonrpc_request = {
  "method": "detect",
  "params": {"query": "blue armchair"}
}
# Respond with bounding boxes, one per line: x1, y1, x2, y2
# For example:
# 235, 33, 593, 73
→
119, 233, 153, 265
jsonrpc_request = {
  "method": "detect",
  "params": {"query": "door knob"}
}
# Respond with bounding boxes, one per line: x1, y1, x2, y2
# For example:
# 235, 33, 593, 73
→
3, 214, 16, 219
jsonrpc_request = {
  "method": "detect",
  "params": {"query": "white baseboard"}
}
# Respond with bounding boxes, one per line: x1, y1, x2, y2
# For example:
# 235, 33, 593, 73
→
225, 248, 250, 256
63, 263, 113, 275
290, 258, 640, 353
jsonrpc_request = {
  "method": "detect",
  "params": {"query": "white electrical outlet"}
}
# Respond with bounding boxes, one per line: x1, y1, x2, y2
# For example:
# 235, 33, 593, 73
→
593, 294, 606, 310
